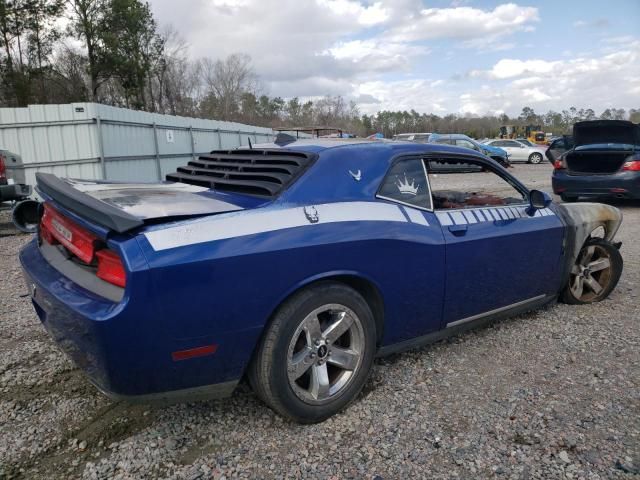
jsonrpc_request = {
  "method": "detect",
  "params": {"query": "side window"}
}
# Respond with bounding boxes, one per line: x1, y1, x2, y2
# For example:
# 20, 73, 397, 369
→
432, 138, 452, 145
455, 139, 478, 151
505, 141, 521, 147
426, 157, 527, 210
378, 158, 432, 210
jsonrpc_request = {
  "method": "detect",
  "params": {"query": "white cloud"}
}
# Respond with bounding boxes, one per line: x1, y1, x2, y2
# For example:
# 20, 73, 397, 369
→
353, 40, 640, 116
321, 39, 429, 74
316, 0, 389, 26
145, 0, 637, 116
355, 79, 452, 114
385, 3, 539, 43
484, 58, 561, 79
459, 41, 640, 115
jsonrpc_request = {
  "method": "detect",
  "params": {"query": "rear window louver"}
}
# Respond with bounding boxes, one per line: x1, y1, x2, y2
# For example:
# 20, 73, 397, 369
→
166, 149, 315, 197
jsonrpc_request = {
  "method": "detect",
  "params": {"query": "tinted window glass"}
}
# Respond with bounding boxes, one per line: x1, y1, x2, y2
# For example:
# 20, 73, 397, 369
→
426, 158, 526, 209
378, 159, 431, 209
455, 139, 478, 150
504, 141, 521, 147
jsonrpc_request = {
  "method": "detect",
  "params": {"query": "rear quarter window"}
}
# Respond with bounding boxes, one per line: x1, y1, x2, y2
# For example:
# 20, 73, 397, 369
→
377, 158, 432, 210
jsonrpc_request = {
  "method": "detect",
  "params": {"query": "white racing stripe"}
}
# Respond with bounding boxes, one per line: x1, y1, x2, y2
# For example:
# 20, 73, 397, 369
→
434, 205, 556, 226
145, 201, 409, 251
436, 212, 453, 226
402, 207, 430, 226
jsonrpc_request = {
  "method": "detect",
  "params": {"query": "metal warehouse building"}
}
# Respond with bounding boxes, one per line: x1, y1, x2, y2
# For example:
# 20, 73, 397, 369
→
0, 103, 277, 187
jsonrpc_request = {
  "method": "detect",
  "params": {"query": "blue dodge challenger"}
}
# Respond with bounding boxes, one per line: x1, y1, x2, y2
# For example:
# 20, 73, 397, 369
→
20, 138, 623, 422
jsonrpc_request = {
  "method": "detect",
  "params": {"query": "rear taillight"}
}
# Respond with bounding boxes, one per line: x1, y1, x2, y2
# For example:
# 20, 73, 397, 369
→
622, 160, 640, 171
41, 203, 98, 263
95, 249, 126, 288
40, 203, 127, 289
554, 159, 565, 170
0, 154, 6, 181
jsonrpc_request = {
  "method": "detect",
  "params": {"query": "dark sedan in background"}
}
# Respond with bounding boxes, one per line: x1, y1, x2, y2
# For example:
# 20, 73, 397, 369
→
551, 120, 640, 202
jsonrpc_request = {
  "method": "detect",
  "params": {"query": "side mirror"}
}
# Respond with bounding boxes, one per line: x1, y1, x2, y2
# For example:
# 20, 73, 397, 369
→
527, 189, 552, 215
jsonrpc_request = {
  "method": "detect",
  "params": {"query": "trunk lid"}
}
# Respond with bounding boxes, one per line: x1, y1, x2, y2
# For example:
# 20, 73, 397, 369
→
564, 121, 640, 175
36, 173, 246, 233
573, 120, 640, 148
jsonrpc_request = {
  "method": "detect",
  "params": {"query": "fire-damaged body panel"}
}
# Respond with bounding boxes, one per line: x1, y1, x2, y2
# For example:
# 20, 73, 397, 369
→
554, 203, 622, 288
19, 139, 625, 418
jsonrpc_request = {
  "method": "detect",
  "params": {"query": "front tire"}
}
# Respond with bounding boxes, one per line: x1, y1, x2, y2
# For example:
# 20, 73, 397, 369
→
560, 238, 623, 304
248, 282, 376, 423
528, 152, 543, 164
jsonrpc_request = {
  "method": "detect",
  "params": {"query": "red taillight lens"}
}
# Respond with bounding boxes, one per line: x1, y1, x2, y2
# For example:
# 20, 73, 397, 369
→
553, 159, 565, 170
95, 249, 126, 287
0, 154, 6, 181
41, 203, 98, 263
622, 160, 640, 171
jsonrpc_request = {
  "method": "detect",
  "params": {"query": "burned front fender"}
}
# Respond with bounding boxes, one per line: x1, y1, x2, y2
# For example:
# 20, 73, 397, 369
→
554, 202, 622, 289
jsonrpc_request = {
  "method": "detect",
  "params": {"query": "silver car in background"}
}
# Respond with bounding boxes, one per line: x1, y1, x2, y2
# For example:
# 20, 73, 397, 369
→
483, 139, 547, 164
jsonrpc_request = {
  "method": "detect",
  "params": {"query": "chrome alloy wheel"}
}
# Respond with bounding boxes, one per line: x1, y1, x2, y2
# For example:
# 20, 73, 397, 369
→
569, 244, 613, 302
529, 152, 543, 164
286, 304, 365, 405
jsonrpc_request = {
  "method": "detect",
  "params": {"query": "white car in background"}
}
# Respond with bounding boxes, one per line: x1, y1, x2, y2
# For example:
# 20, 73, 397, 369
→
482, 139, 547, 164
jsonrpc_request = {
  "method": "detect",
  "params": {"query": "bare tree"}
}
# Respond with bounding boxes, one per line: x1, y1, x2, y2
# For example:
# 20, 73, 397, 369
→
151, 25, 200, 116
200, 53, 257, 121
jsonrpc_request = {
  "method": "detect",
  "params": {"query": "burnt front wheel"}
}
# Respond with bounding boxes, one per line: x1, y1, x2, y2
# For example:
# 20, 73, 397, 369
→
248, 282, 376, 423
561, 239, 623, 304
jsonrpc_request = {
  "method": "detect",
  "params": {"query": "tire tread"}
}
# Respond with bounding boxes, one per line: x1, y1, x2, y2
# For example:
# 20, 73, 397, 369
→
248, 281, 375, 423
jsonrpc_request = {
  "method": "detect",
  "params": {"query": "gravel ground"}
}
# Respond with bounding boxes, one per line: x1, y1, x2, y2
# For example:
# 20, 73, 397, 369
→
0, 164, 638, 479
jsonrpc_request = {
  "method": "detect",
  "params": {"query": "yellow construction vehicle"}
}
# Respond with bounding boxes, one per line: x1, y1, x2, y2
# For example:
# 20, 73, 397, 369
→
499, 125, 548, 145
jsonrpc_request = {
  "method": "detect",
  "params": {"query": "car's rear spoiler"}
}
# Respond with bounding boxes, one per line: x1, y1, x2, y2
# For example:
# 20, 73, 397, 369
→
36, 173, 143, 233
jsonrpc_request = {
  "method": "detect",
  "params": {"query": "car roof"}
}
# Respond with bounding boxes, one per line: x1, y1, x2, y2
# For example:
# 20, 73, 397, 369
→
253, 137, 459, 155
430, 133, 472, 140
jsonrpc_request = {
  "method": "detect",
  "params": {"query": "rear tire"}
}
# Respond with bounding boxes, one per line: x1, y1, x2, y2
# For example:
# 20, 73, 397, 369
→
248, 282, 376, 423
528, 152, 543, 164
561, 194, 577, 203
560, 238, 623, 304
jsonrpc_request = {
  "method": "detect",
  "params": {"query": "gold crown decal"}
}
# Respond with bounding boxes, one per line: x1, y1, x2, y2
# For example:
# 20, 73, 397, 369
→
396, 174, 419, 196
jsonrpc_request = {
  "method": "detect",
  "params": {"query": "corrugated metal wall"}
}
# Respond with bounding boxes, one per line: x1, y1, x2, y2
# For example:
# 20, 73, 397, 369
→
0, 103, 277, 185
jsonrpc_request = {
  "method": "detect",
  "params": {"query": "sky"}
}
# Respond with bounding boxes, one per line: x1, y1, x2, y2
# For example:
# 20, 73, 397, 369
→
146, 0, 640, 117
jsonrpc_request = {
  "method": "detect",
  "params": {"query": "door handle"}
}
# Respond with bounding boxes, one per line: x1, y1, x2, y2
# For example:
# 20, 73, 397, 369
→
448, 224, 468, 236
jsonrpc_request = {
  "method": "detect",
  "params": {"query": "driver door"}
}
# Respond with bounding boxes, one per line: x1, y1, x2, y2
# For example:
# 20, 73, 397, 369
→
427, 156, 565, 326
502, 140, 527, 161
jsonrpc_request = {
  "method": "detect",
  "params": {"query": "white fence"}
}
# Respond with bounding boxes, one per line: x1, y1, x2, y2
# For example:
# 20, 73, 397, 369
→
0, 103, 277, 186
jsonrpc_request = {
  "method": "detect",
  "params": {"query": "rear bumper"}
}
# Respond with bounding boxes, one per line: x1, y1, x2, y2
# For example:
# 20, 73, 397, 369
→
19, 239, 248, 402
552, 170, 640, 199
